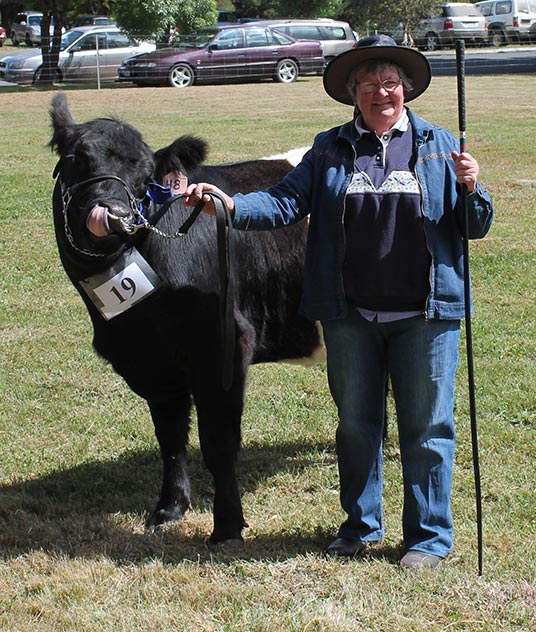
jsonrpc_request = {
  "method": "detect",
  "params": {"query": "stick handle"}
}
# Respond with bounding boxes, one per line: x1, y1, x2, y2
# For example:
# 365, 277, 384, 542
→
456, 39, 467, 152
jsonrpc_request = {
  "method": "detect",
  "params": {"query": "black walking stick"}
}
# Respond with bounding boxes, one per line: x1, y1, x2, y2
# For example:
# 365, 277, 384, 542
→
455, 39, 483, 576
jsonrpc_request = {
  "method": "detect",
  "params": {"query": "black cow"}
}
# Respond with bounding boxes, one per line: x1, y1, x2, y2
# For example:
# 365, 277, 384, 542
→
49, 93, 322, 543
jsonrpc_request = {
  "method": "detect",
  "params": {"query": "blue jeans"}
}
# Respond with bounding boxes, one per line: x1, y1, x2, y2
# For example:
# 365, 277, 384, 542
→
322, 310, 460, 557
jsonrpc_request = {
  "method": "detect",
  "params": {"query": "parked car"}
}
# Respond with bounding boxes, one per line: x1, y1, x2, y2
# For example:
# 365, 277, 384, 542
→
118, 24, 324, 88
393, 3, 488, 50
10, 11, 62, 47
0, 25, 155, 85
70, 15, 114, 28
217, 10, 238, 24
251, 18, 357, 63
0, 26, 6, 47
475, 0, 536, 45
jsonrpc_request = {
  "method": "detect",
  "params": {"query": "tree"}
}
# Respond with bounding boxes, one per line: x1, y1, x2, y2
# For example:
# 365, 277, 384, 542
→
339, 0, 442, 39
232, 0, 347, 20
35, 0, 74, 84
111, 0, 218, 40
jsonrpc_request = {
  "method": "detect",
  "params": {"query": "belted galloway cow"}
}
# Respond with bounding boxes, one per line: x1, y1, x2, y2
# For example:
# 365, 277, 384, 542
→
49, 92, 322, 543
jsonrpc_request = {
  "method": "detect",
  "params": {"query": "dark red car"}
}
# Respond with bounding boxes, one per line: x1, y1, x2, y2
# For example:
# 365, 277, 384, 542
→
118, 24, 325, 88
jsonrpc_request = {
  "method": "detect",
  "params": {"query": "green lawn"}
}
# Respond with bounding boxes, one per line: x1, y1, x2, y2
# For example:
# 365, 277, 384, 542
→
0, 76, 534, 631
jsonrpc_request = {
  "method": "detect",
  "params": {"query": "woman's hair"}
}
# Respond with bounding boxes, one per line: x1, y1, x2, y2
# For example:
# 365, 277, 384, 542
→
345, 60, 414, 97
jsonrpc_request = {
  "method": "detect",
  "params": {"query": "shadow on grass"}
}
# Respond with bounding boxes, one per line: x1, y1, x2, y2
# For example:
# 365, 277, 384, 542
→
0, 439, 366, 565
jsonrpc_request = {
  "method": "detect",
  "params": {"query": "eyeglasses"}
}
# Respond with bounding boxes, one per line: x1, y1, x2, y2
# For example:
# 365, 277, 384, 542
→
356, 79, 402, 94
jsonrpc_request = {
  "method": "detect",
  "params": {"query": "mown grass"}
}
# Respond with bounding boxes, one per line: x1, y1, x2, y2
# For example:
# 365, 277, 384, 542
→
0, 75, 535, 631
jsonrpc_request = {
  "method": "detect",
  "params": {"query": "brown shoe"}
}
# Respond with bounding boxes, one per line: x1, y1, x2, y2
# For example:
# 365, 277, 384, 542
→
400, 550, 443, 569
325, 537, 365, 558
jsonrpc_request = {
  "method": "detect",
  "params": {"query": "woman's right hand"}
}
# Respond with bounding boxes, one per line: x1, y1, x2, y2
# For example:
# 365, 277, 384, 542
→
184, 182, 235, 216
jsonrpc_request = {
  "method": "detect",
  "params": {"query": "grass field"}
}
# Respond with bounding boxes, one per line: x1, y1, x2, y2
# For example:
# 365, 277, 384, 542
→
0, 74, 535, 631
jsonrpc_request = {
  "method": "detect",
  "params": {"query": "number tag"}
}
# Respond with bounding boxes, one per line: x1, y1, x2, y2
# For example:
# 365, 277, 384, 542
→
80, 248, 161, 320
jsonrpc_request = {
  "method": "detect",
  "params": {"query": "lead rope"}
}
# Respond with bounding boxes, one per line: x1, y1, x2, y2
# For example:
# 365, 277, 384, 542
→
212, 192, 236, 392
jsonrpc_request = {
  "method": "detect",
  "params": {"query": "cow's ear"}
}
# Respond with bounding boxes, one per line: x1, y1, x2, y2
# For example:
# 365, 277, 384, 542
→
49, 92, 76, 154
155, 135, 208, 176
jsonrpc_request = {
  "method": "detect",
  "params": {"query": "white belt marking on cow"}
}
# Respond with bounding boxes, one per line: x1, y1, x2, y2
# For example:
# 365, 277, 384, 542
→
262, 147, 310, 167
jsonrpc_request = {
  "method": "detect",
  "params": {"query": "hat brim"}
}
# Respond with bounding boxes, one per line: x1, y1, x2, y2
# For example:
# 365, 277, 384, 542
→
323, 46, 432, 106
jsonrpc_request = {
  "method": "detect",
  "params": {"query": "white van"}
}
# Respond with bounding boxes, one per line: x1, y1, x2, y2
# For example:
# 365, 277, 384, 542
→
475, 0, 536, 45
252, 19, 357, 63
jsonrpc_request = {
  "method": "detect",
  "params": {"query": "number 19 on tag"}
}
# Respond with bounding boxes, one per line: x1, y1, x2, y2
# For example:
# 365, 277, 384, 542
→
109, 276, 137, 304
93, 262, 156, 320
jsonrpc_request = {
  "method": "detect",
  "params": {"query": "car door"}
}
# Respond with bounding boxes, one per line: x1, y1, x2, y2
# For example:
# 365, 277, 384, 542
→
61, 30, 144, 82
199, 28, 247, 81
243, 27, 283, 78
97, 31, 144, 79
60, 32, 102, 81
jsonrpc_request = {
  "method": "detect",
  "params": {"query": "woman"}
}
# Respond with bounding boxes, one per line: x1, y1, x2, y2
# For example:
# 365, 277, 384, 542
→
185, 35, 494, 568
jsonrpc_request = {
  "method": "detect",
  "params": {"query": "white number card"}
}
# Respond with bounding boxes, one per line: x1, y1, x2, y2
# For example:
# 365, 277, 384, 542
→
80, 248, 161, 320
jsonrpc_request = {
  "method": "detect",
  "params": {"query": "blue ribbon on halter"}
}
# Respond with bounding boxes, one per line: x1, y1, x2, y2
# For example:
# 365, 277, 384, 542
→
138, 182, 175, 219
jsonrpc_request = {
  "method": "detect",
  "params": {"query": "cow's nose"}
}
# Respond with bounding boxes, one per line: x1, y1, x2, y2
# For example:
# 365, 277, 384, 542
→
103, 201, 133, 218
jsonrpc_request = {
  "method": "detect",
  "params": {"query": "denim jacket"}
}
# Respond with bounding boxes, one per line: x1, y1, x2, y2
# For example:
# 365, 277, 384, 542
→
233, 108, 494, 321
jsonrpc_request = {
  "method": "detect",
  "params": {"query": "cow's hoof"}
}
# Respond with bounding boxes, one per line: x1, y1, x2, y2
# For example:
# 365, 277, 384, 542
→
146, 505, 188, 532
208, 516, 249, 544
207, 534, 244, 546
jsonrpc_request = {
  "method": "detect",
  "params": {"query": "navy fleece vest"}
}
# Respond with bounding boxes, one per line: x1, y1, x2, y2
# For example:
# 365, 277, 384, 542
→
342, 125, 431, 311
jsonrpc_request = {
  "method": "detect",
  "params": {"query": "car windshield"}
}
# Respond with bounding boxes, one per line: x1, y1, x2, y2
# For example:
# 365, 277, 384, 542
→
28, 16, 42, 26
172, 29, 218, 48
59, 29, 88, 50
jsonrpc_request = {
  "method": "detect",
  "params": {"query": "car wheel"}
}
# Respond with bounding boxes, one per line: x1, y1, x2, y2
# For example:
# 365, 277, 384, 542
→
11, 32, 19, 46
424, 32, 440, 51
33, 65, 61, 83
274, 58, 298, 83
25, 33, 33, 46
168, 63, 194, 88
489, 29, 505, 47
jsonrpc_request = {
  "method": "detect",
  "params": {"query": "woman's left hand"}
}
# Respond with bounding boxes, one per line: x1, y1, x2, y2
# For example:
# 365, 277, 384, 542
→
452, 150, 479, 193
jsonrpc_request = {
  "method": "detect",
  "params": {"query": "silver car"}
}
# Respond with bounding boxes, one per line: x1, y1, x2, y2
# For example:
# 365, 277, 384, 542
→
394, 3, 488, 51
0, 25, 155, 85
10, 11, 60, 47
251, 18, 357, 63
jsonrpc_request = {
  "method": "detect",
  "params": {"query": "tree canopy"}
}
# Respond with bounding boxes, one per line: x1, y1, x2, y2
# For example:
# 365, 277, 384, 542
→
111, 0, 218, 40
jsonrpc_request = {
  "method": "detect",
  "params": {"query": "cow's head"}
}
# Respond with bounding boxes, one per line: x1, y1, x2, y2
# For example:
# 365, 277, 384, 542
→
49, 93, 208, 260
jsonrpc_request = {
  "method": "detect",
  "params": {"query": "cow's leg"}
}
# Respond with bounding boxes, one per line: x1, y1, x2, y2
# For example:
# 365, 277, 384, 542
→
193, 320, 255, 543
146, 394, 192, 531
195, 389, 246, 544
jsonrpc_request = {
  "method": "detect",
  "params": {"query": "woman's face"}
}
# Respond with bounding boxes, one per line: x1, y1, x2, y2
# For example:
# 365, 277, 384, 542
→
351, 65, 406, 134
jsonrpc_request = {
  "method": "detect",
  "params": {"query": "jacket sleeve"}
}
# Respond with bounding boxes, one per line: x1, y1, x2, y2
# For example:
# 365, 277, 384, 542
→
456, 181, 494, 239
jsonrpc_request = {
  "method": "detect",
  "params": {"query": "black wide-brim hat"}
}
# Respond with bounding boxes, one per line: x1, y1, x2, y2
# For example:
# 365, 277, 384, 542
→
323, 34, 432, 105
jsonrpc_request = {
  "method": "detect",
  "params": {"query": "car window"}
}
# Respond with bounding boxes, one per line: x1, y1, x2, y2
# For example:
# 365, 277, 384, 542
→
478, 4, 493, 16
270, 30, 294, 45
214, 28, 244, 49
29, 16, 42, 26
447, 4, 486, 16
76, 34, 97, 51
496, 1, 512, 13
175, 30, 216, 49
320, 26, 349, 40
107, 32, 130, 48
245, 27, 275, 47
60, 29, 85, 50
286, 25, 322, 40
